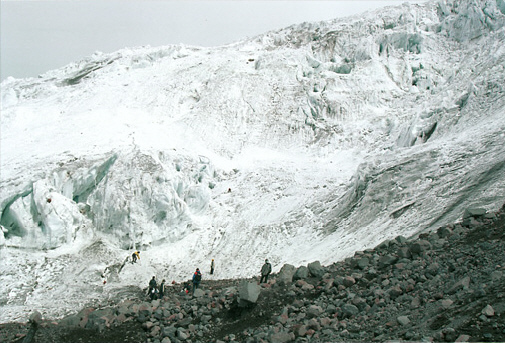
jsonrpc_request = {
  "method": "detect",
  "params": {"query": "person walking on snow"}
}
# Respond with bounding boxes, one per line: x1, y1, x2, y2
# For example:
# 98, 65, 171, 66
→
132, 250, 140, 263
210, 259, 215, 275
260, 259, 272, 284
192, 268, 202, 295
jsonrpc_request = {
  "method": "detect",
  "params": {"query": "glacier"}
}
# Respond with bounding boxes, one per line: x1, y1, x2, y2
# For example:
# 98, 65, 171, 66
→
1, 0, 505, 322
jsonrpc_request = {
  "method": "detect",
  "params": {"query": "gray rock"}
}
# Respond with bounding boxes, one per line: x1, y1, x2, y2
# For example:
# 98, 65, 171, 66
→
455, 334, 470, 342
308, 261, 325, 278
29, 311, 42, 325
410, 240, 432, 255
162, 325, 177, 338
378, 255, 398, 269
375, 240, 391, 250
341, 304, 359, 318
239, 280, 261, 304
193, 288, 205, 298
395, 235, 408, 244
277, 264, 296, 285
59, 314, 81, 327
306, 304, 323, 318
463, 208, 487, 219
269, 331, 295, 343
293, 266, 309, 280
443, 328, 457, 342
138, 303, 152, 317
397, 315, 410, 326
482, 305, 495, 317
86, 315, 110, 332
437, 226, 453, 238
351, 296, 367, 311
177, 328, 188, 340
448, 276, 471, 294
176, 317, 192, 328
343, 276, 356, 287
356, 257, 370, 270
397, 247, 412, 259
439, 299, 454, 309
491, 270, 503, 281
387, 286, 403, 299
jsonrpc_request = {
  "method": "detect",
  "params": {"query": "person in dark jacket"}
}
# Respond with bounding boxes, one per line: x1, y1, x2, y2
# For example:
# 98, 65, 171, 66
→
159, 279, 166, 299
192, 268, 202, 295
210, 259, 215, 275
148, 276, 157, 299
260, 259, 272, 283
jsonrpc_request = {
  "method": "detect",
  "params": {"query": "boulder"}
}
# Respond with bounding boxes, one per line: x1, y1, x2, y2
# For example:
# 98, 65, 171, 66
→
437, 226, 453, 238
306, 305, 323, 318
342, 276, 356, 288
277, 264, 296, 285
397, 247, 412, 259
193, 288, 205, 298
308, 261, 325, 278
482, 305, 495, 317
138, 303, 152, 317
448, 276, 471, 294
341, 304, 359, 318
351, 257, 370, 270
397, 315, 410, 326
293, 266, 309, 280
463, 207, 487, 219
410, 240, 432, 255
59, 314, 81, 327
378, 255, 398, 269
395, 235, 408, 244
239, 281, 261, 305
162, 325, 177, 338
269, 331, 295, 343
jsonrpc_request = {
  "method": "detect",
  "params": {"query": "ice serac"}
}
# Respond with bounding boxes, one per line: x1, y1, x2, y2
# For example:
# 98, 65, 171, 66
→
86, 150, 214, 249
0, 154, 117, 249
1, 0, 505, 323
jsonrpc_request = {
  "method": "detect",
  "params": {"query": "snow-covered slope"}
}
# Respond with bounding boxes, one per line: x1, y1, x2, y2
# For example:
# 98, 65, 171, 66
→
1, 0, 505, 322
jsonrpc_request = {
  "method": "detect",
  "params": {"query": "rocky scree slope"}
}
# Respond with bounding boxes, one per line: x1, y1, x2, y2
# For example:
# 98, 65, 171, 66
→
2, 203, 504, 343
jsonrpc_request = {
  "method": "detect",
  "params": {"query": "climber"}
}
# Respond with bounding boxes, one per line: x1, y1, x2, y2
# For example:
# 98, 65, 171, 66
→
260, 259, 272, 284
159, 279, 166, 299
192, 268, 202, 295
132, 250, 140, 263
148, 276, 157, 300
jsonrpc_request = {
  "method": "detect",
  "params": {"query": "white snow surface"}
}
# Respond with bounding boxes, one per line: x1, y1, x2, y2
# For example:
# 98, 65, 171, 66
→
1, 0, 505, 322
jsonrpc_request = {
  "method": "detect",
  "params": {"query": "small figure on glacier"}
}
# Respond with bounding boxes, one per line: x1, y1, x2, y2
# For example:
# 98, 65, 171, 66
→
148, 276, 158, 300
210, 259, 215, 275
132, 250, 140, 263
183, 281, 191, 294
159, 279, 166, 299
260, 259, 272, 284
192, 268, 202, 295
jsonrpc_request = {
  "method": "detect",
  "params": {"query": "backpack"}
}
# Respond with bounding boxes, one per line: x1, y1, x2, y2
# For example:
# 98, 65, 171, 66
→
195, 272, 202, 282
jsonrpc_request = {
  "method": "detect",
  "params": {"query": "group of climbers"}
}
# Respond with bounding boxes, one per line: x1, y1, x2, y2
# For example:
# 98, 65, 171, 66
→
133, 253, 273, 300
146, 276, 166, 300
145, 267, 201, 299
